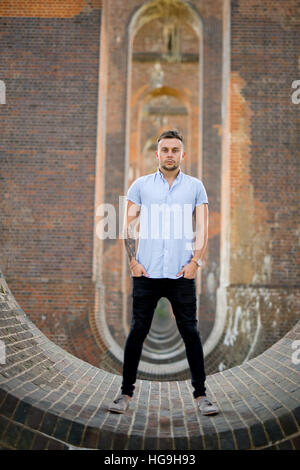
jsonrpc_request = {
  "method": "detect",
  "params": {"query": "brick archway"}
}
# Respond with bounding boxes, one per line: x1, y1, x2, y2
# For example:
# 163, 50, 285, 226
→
93, 0, 216, 379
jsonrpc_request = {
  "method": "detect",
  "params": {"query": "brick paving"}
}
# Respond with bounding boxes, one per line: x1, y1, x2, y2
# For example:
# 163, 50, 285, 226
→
0, 272, 299, 450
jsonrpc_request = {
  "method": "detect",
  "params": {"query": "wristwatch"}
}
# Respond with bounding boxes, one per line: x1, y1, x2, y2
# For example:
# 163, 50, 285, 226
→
191, 257, 203, 268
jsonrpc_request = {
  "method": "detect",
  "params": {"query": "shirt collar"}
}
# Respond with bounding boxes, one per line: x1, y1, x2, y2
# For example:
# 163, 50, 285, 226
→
156, 167, 182, 183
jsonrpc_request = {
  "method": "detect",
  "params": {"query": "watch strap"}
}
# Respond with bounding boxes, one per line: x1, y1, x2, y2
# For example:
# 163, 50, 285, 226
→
191, 257, 203, 267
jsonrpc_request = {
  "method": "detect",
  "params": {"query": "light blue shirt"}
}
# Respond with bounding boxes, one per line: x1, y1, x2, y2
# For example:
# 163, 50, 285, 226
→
126, 168, 208, 279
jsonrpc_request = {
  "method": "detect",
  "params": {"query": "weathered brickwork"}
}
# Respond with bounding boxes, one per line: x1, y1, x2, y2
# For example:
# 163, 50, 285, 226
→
0, 3, 103, 365
230, 0, 299, 287
217, 0, 300, 364
0, 0, 102, 18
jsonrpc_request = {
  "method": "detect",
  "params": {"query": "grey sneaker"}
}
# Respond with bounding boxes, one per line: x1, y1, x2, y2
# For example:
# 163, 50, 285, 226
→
108, 394, 131, 413
197, 397, 219, 416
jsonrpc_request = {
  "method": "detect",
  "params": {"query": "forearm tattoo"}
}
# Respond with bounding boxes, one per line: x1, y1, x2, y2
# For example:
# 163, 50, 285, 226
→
124, 221, 137, 262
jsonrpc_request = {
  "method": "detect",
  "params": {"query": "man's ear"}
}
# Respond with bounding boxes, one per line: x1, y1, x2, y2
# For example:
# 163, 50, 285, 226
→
155, 151, 159, 160
181, 151, 186, 159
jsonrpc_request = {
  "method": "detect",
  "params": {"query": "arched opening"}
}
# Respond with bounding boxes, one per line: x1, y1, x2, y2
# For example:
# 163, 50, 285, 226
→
122, 0, 205, 377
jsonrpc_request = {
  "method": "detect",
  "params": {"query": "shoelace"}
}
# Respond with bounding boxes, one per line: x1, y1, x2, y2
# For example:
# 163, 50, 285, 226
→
200, 398, 213, 406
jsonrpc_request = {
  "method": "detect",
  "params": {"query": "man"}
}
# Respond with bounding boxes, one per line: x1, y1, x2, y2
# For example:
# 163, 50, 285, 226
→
109, 130, 219, 416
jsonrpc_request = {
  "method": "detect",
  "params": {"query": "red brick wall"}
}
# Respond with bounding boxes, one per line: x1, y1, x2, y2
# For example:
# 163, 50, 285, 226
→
0, 2, 103, 365
230, 0, 299, 287
206, 0, 300, 372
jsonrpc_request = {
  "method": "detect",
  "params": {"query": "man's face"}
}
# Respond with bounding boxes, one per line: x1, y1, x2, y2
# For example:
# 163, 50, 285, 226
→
156, 138, 185, 172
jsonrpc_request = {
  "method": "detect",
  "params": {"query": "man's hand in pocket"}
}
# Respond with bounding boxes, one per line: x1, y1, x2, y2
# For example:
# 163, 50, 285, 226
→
131, 263, 149, 277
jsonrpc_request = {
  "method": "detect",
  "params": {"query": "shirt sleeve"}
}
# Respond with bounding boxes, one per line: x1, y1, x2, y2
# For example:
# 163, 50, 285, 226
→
195, 179, 209, 206
126, 178, 142, 206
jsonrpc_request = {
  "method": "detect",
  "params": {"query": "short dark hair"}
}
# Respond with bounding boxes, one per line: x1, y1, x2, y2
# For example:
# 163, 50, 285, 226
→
157, 129, 184, 147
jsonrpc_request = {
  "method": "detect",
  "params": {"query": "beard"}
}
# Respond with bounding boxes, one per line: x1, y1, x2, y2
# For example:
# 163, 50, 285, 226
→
161, 161, 179, 171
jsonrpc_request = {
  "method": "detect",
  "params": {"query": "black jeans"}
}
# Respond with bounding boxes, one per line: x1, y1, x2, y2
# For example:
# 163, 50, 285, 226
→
121, 276, 206, 399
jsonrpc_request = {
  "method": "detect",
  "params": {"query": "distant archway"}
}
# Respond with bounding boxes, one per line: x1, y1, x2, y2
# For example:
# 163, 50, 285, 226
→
122, 0, 205, 376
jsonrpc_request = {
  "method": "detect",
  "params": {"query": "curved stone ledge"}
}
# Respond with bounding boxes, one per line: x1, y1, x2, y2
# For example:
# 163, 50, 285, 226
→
0, 271, 299, 450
